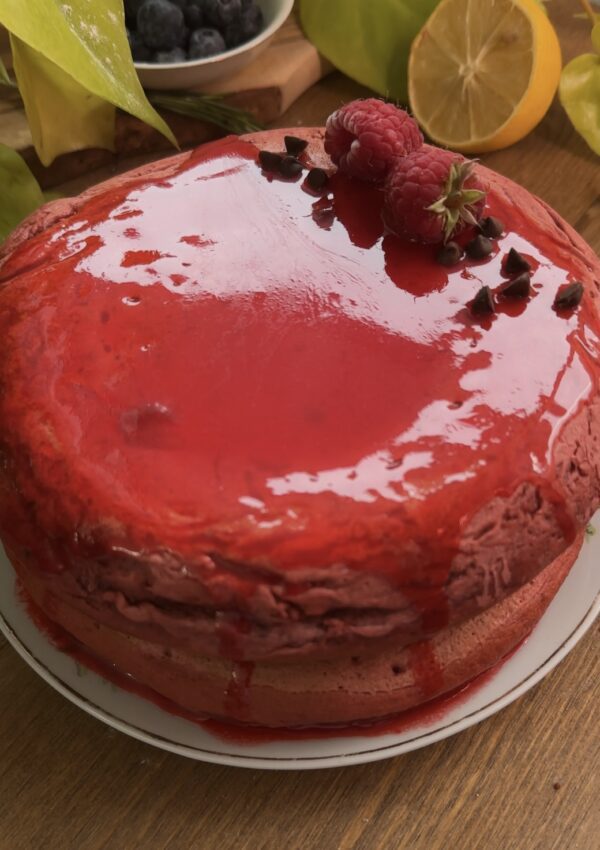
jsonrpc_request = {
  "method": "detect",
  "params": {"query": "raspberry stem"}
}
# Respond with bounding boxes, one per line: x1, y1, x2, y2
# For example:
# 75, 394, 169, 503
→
426, 161, 485, 242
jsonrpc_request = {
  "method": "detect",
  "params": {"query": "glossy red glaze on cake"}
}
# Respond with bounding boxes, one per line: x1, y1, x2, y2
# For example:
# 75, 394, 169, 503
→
1, 128, 599, 726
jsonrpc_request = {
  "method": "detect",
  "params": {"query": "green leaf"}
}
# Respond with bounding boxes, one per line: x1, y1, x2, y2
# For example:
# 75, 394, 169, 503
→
559, 50, 600, 156
299, 0, 441, 102
0, 142, 44, 241
0, 0, 176, 164
11, 35, 115, 166
0, 55, 15, 86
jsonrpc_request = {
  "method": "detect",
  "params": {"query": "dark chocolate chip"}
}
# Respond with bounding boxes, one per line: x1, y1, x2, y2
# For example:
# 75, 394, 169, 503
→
553, 281, 584, 311
280, 155, 304, 178
284, 135, 309, 156
479, 216, 504, 239
305, 167, 329, 192
466, 234, 493, 260
471, 285, 495, 316
258, 150, 283, 172
436, 241, 463, 266
504, 247, 531, 275
500, 271, 531, 299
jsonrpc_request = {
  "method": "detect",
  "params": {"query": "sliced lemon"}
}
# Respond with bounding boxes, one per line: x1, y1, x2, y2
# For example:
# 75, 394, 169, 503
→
408, 0, 562, 153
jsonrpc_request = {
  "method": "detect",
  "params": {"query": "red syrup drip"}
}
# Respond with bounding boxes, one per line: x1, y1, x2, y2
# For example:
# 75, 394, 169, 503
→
18, 588, 521, 746
406, 641, 445, 698
1, 133, 598, 646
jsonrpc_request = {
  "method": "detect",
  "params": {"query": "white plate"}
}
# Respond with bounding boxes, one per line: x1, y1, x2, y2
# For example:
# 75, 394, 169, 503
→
134, 0, 294, 91
1, 522, 599, 771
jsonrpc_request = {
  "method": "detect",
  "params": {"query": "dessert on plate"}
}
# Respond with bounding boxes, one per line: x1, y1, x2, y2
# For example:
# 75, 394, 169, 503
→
0, 100, 598, 727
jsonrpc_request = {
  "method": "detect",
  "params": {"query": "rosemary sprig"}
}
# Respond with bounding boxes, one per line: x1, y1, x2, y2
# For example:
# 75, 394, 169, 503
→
0, 55, 16, 88
578, 0, 597, 25
148, 91, 263, 135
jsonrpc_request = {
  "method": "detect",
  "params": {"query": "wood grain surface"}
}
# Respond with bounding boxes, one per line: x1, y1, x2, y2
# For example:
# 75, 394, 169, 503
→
0, 2, 598, 848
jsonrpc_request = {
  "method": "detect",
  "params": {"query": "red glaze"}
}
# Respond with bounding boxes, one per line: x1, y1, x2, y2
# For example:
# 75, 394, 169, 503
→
1, 134, 599, 639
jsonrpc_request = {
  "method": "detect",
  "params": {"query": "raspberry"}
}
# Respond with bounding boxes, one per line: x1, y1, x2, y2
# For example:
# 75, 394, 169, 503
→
324, 99, 423, 183
384, 146, 486, 244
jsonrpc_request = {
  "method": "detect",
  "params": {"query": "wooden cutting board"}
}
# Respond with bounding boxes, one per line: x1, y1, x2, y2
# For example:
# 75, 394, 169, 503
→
0, 12, 331, 189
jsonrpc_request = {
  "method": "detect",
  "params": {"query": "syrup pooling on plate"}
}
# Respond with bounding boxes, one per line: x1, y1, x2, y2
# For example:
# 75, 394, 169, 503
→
0, 135, 598, 634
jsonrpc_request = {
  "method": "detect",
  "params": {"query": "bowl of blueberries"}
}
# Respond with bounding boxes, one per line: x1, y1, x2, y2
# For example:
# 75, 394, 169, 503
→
127, 0, 294, 89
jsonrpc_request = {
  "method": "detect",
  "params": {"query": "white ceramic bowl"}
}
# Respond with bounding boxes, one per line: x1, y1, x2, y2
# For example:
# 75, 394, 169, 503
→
134, 0, 294, 91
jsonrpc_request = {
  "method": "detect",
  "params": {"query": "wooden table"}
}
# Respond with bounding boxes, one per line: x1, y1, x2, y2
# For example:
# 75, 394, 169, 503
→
1, 3, 598, 848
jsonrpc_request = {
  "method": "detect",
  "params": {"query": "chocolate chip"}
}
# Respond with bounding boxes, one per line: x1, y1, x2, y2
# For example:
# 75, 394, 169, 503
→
479, 216, 504, 239
284, 135, 308, 156
553, 782, 562, 791
500, 271, 531, 299
258, 150, 283, 172
553, 281, 584, 311
466, 234, 493, 260
280, 155, 304, 178
504, 247, 531, 275
436, 241, 463, 266
471, 285, 495, 316
305, 167, 329, 192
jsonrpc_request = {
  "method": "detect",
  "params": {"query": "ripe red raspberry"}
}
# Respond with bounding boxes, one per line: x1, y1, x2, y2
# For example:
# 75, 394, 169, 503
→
384, 146, 486, 244
324, 98, 423, 183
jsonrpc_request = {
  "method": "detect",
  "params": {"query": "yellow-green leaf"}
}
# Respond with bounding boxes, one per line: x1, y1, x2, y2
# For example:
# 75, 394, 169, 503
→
299, 0, 441, 102
0, 142, 44, 241
11, 35, 115, 166
559, 50, 600, 156
0, 0, 176, 162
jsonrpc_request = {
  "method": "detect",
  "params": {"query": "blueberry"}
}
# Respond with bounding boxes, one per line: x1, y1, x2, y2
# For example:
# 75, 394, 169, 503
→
223, 19, 243, 47
154, 46, 187, 63
204, 0, 242, 28
241, 3, 263, 39
127, 28, 152, 62
224, 2, 262, 46
188, 27, 226, 58
137, 0, 186, 50
184, 0, 204, 28
125, 0, 146, 27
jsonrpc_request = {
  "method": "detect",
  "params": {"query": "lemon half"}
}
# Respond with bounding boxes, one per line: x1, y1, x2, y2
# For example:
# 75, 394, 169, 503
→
408, 0, 562, 153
